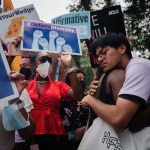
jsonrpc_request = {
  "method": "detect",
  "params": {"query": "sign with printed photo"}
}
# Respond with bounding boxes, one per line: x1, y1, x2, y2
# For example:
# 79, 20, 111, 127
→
0, 42, 19, 101
0, 4, 40, 44
51, 11, 91, 39
21, 20, 82, 55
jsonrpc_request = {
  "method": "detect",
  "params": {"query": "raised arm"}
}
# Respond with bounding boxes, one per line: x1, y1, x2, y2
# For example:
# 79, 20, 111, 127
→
59, 52, 84, 101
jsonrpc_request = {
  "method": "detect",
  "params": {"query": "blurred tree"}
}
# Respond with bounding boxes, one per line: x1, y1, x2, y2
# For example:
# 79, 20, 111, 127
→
67, 0, 150, 60
66, 0, 150, 87
123, 0, 150, 59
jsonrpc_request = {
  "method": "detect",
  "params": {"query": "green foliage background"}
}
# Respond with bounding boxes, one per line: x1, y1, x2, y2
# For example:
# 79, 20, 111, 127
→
67, 0, 150, 88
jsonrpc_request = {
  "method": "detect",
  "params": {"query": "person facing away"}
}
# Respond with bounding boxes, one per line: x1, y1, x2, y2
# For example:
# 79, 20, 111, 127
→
81, 32, 150, 131
25, 51, 84, 150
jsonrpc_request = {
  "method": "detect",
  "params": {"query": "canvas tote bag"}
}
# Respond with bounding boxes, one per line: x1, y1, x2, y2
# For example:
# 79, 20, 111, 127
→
78, 117, 150, 150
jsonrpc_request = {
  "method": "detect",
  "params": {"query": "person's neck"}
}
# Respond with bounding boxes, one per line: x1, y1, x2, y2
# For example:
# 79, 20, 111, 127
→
37, 76, 48, 81
119, 56, 132, 70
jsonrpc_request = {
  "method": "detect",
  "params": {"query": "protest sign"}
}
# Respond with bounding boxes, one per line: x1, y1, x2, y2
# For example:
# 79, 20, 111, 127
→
87, 5, 126, 68
0, 4, 40, 45
0, 42, 19, 101
21, 20, 82, 55
51, 11, 91, 39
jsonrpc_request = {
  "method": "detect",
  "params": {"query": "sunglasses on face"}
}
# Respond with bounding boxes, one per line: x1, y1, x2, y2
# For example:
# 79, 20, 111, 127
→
39, 56, 52, 64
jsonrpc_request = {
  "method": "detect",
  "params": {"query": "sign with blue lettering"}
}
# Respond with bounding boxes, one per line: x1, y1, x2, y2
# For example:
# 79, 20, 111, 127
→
51, 11, 91, 39
0, 42, 19, 101
0, 4, 40, 43
21, 20, 82, 55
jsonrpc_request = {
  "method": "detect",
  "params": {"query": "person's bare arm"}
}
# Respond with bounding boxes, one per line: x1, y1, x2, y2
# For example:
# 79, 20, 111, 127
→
81, 70, 141, 130
128, 104, 150, 132
60, 52, 84, 101
9, 71, 35, 139
108, 69, 125, 102
81, 95, 141, 129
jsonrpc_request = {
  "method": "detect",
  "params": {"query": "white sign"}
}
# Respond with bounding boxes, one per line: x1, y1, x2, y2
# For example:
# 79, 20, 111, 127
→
0, 4, 40, 43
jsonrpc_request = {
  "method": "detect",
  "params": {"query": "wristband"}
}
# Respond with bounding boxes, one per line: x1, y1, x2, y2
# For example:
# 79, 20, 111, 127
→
65, 65, 77, 75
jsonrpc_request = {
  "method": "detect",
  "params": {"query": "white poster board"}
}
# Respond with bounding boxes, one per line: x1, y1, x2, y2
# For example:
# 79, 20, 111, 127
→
0, 4, 40, 44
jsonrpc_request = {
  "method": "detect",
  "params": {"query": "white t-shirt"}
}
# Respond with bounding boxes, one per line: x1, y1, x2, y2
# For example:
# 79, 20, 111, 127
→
119, 57, 150, 103
0, 89, 33, 149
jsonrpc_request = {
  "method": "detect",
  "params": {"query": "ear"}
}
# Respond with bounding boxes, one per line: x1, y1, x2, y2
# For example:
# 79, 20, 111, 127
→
118, 44, 126, 54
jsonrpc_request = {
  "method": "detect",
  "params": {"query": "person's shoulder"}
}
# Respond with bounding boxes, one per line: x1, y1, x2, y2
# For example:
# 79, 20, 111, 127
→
127, 57, 150, 74
128, 57, 150, 68
109, 69, 125, 79
53, 80, 68, 86
110, 69, 125, 75
108, 69, 125, 84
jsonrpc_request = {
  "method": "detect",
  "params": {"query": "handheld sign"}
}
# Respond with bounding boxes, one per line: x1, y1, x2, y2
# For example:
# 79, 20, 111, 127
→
51, 11, 91, 39
21, 20, 82, 56
87, 5, 126, 68
0, 42, 19, 101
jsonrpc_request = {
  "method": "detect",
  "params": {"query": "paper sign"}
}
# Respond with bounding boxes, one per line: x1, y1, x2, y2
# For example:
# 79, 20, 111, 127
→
86, 5, 126, 68
90, 5, 126, 40
0, 4, 40, 44
51, 11, 91, 39
0, 42, 19, 101
21, 20, 82, 56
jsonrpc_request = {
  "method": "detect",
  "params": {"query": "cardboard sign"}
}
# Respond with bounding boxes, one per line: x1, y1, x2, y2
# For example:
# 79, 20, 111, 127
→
21, 20, 82, 56
0, 4, 40, 44
0, 42, 19, 101
51, 11, 91, 39
87, 5, 126, 68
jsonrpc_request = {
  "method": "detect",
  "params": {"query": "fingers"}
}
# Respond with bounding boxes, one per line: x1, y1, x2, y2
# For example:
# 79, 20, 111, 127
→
89, 80, 99, 95
9, 71, 25, 81
11, 36, 23, 47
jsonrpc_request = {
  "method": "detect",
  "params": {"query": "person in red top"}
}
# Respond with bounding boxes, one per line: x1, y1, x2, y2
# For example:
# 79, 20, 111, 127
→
26, 51, 84, 150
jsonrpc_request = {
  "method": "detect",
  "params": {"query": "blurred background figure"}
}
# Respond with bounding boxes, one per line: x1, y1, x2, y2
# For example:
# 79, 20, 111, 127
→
61, 69, 89, 150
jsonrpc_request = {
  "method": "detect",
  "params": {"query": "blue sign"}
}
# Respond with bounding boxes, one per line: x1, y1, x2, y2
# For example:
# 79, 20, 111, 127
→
51, 11, 91, 39
21, 20, 82, 56
0, 42, 19, 101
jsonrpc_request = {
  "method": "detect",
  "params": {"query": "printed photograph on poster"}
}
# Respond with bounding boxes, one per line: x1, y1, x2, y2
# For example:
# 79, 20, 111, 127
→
21, 20, 82, 55
0, 42, 19, 101
51, 11, 91, 39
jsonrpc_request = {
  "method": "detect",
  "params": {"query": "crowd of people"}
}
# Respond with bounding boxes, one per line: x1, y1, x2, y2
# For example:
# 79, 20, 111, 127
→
0, 13, 150, 150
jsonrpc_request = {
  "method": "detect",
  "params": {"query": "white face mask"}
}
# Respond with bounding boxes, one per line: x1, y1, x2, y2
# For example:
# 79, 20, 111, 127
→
36, 61, 52, 78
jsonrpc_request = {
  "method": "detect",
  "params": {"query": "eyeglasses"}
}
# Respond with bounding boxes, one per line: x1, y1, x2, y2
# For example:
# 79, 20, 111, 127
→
97, 47, 110, 59
39, 56, 52, 64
